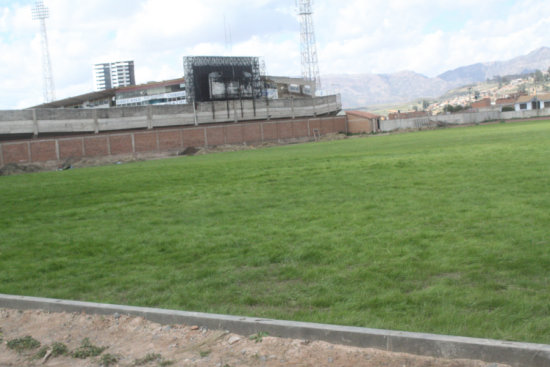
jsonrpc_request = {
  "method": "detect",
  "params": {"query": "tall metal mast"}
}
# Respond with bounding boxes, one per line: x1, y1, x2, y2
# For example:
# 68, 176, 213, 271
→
296, 0, 321, 94
32, 0, 56, 103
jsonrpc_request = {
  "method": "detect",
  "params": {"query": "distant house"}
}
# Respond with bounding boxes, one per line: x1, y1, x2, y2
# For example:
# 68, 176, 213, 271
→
495, 97, 516, 111
515, 93, 550, 111
538, 93, 550, 109
471, 98, 491, 109
345, 111, 382, 133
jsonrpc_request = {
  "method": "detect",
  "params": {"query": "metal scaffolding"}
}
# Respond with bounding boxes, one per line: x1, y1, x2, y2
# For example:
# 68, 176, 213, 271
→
183, 56, 262, 103
32, 0, 55, 103
297, 0, 321, 94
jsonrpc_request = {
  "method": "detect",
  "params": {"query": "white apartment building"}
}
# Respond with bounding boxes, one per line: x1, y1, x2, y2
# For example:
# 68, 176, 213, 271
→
94, 60, 135, 91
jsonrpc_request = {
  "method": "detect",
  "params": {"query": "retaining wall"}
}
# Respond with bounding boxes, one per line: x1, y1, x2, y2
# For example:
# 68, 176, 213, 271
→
0, 116, 347, 167
381, 108, 550, 132
0, 96, 341, 137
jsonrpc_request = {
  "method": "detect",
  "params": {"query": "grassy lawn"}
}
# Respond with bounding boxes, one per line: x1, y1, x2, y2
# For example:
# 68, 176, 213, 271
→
1, 121, 550, 344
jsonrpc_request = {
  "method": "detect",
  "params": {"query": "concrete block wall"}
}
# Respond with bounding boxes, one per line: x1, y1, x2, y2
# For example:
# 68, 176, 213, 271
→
0, 116, 347, 167
0, 96, 342, 138
380, 108, 550, 132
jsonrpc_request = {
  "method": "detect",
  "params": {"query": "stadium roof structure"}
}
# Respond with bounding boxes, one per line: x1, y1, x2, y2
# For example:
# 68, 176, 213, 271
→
116, 77, 186, 93
29, 89, 117, 109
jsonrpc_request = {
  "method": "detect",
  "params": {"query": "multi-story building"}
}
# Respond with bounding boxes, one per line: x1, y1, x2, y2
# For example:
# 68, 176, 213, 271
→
94, 60, 136, 90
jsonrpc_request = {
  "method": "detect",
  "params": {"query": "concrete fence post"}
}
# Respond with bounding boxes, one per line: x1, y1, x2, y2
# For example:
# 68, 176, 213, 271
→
147, 105, 153, 129
27, 141, 31, 162
155, 131, 160, 151
211, 102, 216, 121
260, 122, 264, 142
32, 109, 38, 137
193, 100, 198, 126
93, 109, 99, 134
55, 139, 60, 161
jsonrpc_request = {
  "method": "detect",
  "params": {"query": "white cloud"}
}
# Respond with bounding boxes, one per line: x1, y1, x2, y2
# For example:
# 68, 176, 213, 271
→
1, 0, 549, 109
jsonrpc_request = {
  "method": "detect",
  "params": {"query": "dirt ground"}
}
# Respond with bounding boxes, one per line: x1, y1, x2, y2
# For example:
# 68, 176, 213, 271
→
0, 308, 510, 367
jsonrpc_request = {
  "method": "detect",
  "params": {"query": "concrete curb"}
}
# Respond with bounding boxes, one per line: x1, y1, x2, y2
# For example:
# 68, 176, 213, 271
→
1, 294, 549, 367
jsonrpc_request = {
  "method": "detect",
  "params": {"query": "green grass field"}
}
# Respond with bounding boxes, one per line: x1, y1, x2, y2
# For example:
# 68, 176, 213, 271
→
1, 121, 550, 344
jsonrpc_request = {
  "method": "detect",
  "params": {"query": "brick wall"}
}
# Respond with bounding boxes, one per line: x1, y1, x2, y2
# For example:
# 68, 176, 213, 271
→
0, 116, 347, 167
347, 115, 374, 134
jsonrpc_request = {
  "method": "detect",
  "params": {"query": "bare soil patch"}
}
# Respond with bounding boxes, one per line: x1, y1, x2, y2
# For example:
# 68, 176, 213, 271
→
0, 308, 510, 367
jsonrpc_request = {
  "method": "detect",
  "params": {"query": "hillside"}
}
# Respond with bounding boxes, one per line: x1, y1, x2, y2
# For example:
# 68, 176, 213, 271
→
438, 47, 550, 84
323, 71, 452, 108
327, 47, 550, 108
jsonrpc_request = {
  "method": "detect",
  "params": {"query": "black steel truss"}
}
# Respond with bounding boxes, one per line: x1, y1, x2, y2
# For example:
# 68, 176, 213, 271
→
183, 56, 262, 103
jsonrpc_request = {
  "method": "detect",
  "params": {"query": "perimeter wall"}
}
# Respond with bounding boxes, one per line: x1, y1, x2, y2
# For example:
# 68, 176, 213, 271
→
380, 108, 550, 132
0, 116, 347, 167
0, 96, 341, 137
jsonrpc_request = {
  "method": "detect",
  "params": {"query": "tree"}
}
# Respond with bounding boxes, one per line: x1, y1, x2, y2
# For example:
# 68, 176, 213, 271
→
495, 75, 503, 88
535, 69, 544, 82
444, 104, 466, 113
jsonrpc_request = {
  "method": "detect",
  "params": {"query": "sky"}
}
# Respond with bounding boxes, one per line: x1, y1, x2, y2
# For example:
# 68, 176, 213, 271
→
1, 0, 549, 109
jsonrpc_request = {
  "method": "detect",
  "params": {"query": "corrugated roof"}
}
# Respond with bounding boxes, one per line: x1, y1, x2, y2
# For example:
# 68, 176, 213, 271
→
516, 95, 536, 103
268, 76, 312, 85
28, 77, 187, 109
495, 98, 516, 105
516, 93, 550, 104
29, 89, 117, 109
346, 110, 381, 119
116, 77, 186, 93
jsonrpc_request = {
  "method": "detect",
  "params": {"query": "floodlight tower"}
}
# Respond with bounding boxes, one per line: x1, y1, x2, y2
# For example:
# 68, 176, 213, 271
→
32, 0, 55, 102
296, 0, 321, 94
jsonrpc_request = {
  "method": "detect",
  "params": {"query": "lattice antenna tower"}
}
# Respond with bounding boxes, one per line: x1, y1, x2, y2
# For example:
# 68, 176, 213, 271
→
32, 0, 55, 102
296, 0, 321, 94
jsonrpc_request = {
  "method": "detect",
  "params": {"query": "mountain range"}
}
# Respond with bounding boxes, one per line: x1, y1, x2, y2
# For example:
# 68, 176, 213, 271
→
324, 47, 550, 108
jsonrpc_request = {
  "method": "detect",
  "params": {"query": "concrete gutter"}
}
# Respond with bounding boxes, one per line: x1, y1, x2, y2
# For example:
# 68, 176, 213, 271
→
1, 294, 549, 367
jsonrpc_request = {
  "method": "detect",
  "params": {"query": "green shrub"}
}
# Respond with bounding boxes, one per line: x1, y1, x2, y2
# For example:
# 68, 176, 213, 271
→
71, 338, 106, 359
100, 353, 119, 367
134, 353, 162, 365
7, 336, 40, 353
